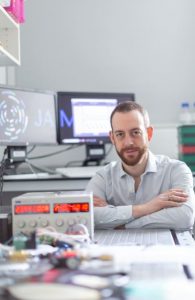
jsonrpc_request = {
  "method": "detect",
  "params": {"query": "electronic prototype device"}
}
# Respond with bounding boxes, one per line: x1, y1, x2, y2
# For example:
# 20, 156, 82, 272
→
12, 191, 94, 239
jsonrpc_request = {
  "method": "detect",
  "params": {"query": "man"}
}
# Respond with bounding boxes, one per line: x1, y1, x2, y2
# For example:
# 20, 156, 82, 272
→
86, 101, 195, 230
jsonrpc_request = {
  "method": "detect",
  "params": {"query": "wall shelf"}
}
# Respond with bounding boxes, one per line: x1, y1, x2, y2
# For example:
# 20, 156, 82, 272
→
0, 5, 20, 65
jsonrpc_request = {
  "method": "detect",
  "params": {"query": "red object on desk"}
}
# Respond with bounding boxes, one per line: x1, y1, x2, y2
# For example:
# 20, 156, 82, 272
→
4, 0, 25, 23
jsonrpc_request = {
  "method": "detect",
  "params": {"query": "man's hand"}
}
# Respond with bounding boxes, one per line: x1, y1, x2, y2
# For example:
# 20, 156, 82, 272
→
133, 188, 188, 218
93, 196, 107, 207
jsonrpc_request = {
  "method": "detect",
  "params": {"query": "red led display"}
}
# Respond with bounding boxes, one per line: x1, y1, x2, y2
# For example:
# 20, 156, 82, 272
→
53, 203, 89, 213
15, 204, 50, 215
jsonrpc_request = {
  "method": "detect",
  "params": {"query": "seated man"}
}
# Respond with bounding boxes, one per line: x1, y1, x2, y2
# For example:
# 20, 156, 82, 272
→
86, 101, 195, 230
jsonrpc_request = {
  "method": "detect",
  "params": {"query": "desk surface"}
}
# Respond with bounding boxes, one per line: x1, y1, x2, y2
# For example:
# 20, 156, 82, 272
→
1, 228, 195, 300
3, 172, 89, 193
3, 165, 102, 181
3, 172, 91, 181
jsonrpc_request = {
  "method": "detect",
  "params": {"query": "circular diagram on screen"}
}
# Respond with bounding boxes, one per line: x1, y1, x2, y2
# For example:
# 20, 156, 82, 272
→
0, 90, 28, 141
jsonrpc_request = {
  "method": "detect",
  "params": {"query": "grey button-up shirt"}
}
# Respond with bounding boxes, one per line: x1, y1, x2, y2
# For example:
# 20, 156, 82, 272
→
86, 152, 195, 230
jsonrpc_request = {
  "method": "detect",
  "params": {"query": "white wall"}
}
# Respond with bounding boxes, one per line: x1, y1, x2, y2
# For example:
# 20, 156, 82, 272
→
1, 0, 192, 165
16, 0, 195, 124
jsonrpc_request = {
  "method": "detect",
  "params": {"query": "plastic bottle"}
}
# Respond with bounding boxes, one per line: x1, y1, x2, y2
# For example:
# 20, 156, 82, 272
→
179, 101, 191, 124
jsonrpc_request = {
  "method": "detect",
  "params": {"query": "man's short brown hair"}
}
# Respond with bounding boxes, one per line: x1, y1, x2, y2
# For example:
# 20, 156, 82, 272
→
110, 101, 150, 128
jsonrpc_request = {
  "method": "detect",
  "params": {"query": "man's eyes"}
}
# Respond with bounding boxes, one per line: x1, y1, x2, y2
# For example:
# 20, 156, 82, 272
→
115, 130, 143, 138
116, 132, 124, 137
132, 130, 142, 136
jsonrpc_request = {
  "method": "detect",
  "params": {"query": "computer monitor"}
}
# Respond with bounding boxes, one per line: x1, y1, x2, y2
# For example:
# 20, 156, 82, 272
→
0, 86, 57, 167
57, 91, 135, 165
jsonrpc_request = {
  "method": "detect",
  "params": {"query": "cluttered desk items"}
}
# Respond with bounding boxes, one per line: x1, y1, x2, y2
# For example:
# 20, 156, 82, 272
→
1, 231, 195, 300
0, 190, 195, 299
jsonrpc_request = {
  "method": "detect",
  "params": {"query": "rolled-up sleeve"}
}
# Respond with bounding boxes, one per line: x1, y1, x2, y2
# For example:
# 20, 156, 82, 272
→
126, 162, 195, 230
86, 165, 135, 229
94, 205, 134, 229
86, 157, 195, 230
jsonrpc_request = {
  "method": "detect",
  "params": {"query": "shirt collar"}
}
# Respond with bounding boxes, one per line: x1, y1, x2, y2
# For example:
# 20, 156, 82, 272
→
118, 151, 157, 177
144, 151, 158, 174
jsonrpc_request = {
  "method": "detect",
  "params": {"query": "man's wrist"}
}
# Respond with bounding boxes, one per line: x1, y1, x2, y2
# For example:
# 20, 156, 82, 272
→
132, 203, 148, 218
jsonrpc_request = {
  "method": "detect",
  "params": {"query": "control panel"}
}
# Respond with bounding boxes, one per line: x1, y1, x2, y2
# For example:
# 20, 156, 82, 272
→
12, 191, 94, 239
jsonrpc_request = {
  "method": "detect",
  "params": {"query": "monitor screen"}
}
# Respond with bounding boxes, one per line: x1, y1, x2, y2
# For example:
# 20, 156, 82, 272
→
57, 92, 135, 145
0, 86, 57, 146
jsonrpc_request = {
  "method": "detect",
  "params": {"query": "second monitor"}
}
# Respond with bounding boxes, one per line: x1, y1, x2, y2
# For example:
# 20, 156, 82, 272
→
57, 91, 135, 165
57, 91, 135, 145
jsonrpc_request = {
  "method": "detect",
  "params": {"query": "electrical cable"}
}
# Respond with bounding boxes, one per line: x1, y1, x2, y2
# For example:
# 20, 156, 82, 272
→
25, 159, 59, 175
27, 144, 82, 160
63, 145, 113, 167
25, 160, 37, 174
0, 148, 9, 194
27, 145, 36, 155
64, 160, 86, 167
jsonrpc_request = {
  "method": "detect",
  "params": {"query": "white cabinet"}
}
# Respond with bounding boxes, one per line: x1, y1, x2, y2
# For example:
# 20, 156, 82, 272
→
0, 5, 20, 65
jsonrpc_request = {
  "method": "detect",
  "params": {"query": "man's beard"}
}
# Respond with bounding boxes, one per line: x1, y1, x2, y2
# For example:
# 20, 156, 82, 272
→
116, 145, 147, 166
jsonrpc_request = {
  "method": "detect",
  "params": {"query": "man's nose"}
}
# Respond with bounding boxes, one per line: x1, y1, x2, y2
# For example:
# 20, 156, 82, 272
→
123, 133, 134, 146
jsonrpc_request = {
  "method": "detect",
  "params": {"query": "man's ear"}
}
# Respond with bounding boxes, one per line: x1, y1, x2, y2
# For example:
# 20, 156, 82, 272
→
109, 131, 115, 144
147, 126, 153, 141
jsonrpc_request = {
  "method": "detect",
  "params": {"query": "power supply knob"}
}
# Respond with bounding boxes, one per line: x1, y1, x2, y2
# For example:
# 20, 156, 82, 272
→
29, 220, 37, 228
41, 219, 49, 227
68, 219, 75, 226
56, 219, 64, 227
80, 218, 87, 225
18, 220, 25, 228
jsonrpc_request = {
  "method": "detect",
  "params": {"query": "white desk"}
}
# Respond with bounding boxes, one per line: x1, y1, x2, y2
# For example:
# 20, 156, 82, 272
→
3, 173, 89, 192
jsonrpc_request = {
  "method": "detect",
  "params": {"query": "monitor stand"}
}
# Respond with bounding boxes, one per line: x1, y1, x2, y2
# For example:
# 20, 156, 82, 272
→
83, 144, 105, 166
3, 146, 27, 175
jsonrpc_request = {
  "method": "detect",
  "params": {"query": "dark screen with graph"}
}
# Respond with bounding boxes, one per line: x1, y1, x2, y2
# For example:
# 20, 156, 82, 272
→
57, 92, 135, 145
